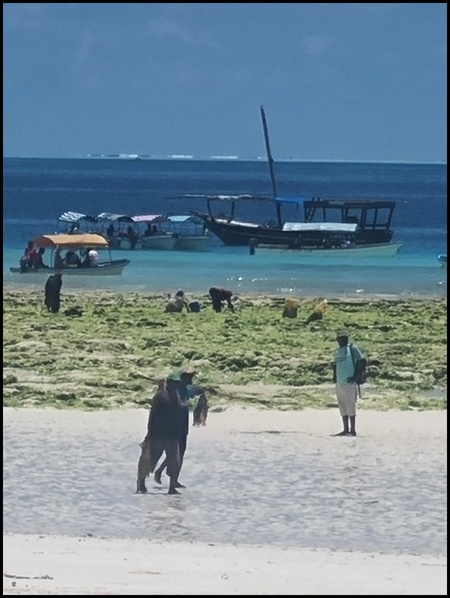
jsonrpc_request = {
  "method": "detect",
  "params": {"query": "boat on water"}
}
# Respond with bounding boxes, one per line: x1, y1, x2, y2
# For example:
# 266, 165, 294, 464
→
10, 233, 130, 276
254, 240, 403, 258
58, 211, 208, 251
437, 254, 447, 266
184, 106, 397, 249
126, 214, 177, 250
165, 215, 210, 251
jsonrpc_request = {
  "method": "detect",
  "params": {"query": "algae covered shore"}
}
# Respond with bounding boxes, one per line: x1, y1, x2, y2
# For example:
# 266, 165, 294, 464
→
3, 289, 447, 411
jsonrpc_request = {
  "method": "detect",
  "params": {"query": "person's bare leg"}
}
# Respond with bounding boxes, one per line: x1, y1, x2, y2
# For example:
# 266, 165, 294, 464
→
349, 415, 357, 436
154, 458, 167, 485
333, 416, 349, 436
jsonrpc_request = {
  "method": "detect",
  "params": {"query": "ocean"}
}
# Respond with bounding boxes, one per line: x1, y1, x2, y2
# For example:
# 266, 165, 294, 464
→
3, 157, 447, 297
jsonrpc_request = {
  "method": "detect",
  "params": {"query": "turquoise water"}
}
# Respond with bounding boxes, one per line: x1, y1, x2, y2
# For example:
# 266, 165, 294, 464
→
3, 245, 447, 298
3, 158, 447, 297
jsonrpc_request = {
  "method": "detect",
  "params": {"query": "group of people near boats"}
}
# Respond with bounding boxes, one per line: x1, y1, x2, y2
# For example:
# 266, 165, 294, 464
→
164, 287, 235, 314
19, 240, 99, 271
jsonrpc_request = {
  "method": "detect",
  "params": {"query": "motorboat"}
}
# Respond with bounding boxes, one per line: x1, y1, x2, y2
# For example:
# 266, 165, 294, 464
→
10, 233, 130, 276
166, 215, 210, 251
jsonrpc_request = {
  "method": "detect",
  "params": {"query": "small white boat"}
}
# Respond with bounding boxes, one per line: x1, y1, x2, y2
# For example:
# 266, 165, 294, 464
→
437, 254, 447, 267
254, 241, 403, 258
167, 215, 211, 251
10, 233, 130, 276
131, 214, 177, 250
98, 213, 177, 250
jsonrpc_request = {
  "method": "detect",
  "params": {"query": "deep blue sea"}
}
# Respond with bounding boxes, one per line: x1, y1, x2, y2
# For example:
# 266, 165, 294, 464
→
3, 158, 447, 297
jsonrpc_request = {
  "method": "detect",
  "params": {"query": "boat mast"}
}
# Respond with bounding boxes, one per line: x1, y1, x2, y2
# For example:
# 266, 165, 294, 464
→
260, 105, 282, 228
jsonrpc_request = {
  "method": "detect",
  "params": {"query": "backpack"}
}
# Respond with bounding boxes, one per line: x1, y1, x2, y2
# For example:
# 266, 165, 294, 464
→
350, 343, 368, 385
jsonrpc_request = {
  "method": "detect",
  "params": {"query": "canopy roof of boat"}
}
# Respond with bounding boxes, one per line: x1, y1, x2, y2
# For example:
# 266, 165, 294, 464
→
131, 214, 169, 223
97, 212, 134, 223
303, 198, 396, 209
33, 233, 109, 248
283, 222, 358, 233
166, 214, 203, 224
59, 211, 100, 223
174, 194, 306, 205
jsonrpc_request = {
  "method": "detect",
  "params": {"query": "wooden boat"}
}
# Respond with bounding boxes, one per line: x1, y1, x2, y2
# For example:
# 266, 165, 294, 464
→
185, 107, 397, 248
10, 233, 130, 276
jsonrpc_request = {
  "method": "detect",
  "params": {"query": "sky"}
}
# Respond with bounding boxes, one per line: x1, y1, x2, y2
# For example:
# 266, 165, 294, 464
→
3, 3, 447, 163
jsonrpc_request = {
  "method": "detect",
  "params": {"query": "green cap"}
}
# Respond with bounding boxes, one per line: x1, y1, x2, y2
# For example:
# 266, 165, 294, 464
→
167, 372, 181, 382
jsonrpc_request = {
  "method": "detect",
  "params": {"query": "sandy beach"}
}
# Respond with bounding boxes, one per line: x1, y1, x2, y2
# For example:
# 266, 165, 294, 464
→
3, 532, 447, 595
3, 407, 447, 595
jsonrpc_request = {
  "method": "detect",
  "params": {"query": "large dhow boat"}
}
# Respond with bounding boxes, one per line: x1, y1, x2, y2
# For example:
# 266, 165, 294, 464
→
10, 233, 130, 276
183, 106, 400, 254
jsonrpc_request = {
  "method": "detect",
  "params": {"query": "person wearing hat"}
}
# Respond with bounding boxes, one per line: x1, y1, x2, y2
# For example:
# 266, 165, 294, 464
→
332, 330, 365, 437
153, 368, 197, 487
136, 373, 183, 494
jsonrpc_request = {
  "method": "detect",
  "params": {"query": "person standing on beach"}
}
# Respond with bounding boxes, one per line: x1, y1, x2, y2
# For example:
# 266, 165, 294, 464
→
44, 272, 63, 313
137, 374, 182, 495
332, 330, 366, 437
154, 369, 197, 487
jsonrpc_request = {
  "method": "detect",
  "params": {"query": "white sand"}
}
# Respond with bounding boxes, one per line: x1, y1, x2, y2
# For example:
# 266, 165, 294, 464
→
3, 407, 447, 595
3, 532, 447, 595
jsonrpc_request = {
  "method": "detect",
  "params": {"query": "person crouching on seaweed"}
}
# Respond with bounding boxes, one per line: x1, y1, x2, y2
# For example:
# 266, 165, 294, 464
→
209, 286, 235, 313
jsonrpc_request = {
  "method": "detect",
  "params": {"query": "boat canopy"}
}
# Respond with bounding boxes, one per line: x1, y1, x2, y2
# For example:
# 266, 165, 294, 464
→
131, 214, 169, 223
33, 233, 109, 249
282, 222, 358, 233
303, 198, 396, 209
59, 211, 99, 223
173, 193, 304, 204
167, 215, 202, 224
97, 212, 134, 223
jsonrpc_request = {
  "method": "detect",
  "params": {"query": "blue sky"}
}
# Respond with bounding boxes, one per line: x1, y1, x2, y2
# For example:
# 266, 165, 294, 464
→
3, 3, 447, 162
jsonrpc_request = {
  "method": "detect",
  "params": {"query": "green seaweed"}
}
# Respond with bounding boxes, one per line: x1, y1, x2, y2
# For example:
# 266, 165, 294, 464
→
2, 289, 447, 411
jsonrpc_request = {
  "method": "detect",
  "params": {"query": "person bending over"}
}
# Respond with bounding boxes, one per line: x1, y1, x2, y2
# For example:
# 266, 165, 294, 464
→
208, 286, 234, 313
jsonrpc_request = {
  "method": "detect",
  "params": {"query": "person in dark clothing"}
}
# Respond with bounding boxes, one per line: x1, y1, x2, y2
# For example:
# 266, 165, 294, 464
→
209, 286, 235, 313
153, 369, 197, 487
44, 273, 63, 313
33, 247, 49, 269
136, 375, 182, 495
20, 240, 37, 271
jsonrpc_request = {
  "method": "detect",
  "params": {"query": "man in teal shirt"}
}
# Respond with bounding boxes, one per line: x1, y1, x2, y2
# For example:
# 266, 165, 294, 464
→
332, 330, 365, 437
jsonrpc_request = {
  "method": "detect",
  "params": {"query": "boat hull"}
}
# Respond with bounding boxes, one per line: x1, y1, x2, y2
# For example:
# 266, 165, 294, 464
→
173, 235, 210, 251
255, 242, 402, 257
202, 217, 394, 247
137, 235, 177, 250
109, 235, 177, 250
10, 259, 130, 276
